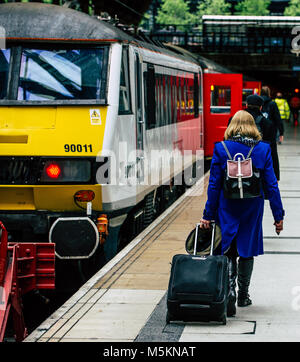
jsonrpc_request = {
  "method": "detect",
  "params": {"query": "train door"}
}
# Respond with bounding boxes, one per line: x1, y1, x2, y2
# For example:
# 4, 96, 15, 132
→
134, 52, 144, 183
203, 73, 242, 157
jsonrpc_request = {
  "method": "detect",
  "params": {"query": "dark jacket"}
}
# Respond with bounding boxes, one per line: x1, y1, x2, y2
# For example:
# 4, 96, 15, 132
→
228, 107, 280, 180
261, 95, 284, 136
245, 107, 276, 145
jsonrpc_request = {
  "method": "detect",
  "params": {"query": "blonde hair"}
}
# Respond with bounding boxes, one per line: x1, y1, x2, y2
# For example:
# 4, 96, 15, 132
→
224, 110, 262, 141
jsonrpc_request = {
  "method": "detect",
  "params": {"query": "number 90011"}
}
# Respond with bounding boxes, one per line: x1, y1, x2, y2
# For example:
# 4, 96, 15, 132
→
64, 144, 93, 153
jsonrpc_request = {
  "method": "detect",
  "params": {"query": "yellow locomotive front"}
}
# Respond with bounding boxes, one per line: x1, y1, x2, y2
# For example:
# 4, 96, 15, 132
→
0, 45, 110, 259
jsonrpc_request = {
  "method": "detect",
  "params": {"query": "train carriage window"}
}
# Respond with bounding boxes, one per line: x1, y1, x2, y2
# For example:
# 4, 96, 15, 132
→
198, 72, 202, 109
162, 75, 167, 126
187, 77, 194, 117
17, 48, 106, 101
176, 76, 181, 122
144, 64, 156, 130
210, 85, 231, 114
167, 75, 172, 125
170, 76, 176, 124
194, 73, 199, 117
119, 48, 131, 114
155, 76, 159, 127
144, 68, 197, 128
158, 75, 163, 127
0, 49, 10, 99
181, 77, 185, 117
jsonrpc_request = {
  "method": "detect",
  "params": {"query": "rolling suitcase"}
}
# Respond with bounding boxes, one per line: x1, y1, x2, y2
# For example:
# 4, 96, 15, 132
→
166, 222, 229, 324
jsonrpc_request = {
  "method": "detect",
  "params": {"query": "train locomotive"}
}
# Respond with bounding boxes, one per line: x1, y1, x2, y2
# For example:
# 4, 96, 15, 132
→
0, 3, 248, 282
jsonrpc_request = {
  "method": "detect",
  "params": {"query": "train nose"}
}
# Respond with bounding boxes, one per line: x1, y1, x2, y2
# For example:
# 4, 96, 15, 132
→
49, 217, 99, 259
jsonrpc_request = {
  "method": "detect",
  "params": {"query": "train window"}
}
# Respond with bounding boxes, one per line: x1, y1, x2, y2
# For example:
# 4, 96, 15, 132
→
145, 69, 197, 128
158, 75, 163, 127
17, 48, 105, 101
155, 76, 159, 128
194, 74, 199, 117
162, 75, 169, 126
177, 76, 181, 122
144, 64, 156, 130
157, 75, 162, 127
0, 49, 10, 99
187, 77, 194, 116
158, 75, 162, 127
210, 85, 231, 114
170, 75, 176, 123
119, 48, 131, 114
198, 72, 202, 109
181, 77, 185, 116
166, 76, 172, 125
177, 76, 195, 122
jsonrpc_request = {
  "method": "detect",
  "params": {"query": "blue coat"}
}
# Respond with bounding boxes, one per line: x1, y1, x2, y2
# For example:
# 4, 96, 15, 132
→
203, 140, 284, 257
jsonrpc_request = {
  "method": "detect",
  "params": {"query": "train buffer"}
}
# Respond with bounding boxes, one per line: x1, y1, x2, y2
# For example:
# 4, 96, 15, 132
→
0, 222, 55, 342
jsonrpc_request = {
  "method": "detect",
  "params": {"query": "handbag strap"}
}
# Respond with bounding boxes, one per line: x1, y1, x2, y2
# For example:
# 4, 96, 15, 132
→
246, 145, 255, 159
221, 141, 255, 160
221, 141, 232, 160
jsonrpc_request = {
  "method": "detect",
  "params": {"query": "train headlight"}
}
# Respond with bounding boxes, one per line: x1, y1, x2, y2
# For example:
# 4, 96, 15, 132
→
41, 160, 91, 183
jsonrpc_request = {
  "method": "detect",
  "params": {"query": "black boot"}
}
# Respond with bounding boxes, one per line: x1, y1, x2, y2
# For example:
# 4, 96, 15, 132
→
227, 257, 237, 317
237, 257, 254, 307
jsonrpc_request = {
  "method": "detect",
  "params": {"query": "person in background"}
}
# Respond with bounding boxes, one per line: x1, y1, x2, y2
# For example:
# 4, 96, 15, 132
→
274, 92, 290, 143
289, 91, 300, 126
229, 94, 280, 181
200, 110, 284, 317
260, 86, 284, 144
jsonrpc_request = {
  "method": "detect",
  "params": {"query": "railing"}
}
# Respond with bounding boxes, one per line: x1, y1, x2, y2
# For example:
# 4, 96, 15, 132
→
149, 19, 299, 54
0, 221, 55, 342
150, 28, 203, 51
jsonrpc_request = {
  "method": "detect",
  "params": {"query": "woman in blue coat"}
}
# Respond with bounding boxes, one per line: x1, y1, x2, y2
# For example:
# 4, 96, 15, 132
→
200, 110, 284, 317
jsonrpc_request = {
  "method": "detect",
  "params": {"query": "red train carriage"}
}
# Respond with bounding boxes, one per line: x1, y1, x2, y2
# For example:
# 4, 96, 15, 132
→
242, 80, 262, 109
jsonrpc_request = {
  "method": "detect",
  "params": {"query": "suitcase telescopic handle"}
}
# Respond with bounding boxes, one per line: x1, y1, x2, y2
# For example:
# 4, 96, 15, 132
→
194, 221, 216, 256
210, 221, 216, 256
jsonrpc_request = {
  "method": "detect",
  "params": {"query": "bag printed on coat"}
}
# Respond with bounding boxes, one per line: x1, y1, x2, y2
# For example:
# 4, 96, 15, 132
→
221, 141, 262, 199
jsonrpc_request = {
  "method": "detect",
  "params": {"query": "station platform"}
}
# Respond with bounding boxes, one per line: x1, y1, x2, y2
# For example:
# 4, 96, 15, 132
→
25, 123, 300, 343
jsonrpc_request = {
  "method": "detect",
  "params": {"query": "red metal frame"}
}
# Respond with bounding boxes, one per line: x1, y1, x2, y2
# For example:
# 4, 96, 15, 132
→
243, 81, 261, 95
204, 73, 243, 157
0, 222, 55, 342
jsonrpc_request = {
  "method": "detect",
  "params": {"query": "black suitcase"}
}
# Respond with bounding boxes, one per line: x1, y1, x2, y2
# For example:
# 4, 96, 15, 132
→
166, 222, 229, 325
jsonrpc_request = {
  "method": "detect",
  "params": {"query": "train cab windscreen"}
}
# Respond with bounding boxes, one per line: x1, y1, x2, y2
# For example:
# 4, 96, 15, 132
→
17, 48, 106, 101
0, 49, 10, 99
